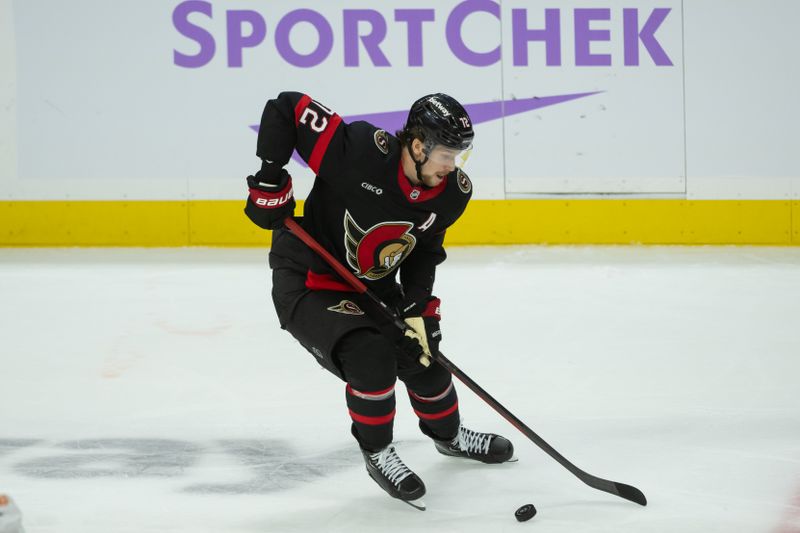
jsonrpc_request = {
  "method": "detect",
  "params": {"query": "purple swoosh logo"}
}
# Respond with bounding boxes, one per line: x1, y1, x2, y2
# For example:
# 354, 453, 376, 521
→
250, 91, 602, 167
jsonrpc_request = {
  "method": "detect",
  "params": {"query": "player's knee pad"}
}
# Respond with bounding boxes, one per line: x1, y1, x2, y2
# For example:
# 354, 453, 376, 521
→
335, 328, 397, 391
401, 359, 453, 395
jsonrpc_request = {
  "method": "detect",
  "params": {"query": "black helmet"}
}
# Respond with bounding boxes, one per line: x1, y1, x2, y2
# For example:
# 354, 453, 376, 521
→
404, 93, 474, 152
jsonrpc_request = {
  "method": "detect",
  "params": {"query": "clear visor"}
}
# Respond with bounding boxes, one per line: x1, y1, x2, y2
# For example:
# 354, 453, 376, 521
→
425, 145, 472, 168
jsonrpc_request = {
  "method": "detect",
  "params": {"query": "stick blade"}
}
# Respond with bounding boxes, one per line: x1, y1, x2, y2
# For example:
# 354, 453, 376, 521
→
614, 482, 647, 506
585, 475, 647, 506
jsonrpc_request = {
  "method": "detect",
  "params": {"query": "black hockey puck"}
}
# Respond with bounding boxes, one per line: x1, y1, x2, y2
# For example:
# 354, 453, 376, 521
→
515, 503, 537, 522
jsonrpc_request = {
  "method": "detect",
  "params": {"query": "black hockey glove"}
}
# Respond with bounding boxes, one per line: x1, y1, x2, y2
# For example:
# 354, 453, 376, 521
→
244, 167, 295, 230
401, 296, 442, 368
395, 334, 428, 374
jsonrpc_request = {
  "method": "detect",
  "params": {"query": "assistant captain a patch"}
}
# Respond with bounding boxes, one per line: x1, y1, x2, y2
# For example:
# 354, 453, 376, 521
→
327, 300, 365, 316
373, 129, 389, 154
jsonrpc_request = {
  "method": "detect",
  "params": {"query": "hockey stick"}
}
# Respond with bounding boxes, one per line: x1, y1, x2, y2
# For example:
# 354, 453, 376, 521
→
283, 217, 647, 507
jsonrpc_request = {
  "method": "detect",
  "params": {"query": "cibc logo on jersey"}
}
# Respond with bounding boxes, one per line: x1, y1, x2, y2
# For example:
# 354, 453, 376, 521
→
344, 210, 416, 280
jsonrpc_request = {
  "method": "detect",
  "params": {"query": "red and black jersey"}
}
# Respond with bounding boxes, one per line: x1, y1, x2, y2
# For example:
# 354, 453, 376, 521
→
260, 92, 473, 306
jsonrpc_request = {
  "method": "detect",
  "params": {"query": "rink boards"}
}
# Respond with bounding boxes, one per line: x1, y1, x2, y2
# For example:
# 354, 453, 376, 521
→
1, 199, 799, 246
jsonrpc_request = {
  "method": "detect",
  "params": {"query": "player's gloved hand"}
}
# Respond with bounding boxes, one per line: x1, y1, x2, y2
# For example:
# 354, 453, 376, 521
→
395, 333, 428, 373
401, 296, 442, 368
244, 167, 295, 230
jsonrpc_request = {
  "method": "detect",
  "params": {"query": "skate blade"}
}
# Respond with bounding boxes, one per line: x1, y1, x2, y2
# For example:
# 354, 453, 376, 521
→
402, 498, 426, 511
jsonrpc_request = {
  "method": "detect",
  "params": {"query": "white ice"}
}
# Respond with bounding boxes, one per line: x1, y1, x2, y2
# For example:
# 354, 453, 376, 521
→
1, 246, 799, 533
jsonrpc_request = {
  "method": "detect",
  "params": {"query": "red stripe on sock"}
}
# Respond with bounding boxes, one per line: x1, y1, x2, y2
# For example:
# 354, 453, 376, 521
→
414, 402, 459, 421
349, 409, 396, 426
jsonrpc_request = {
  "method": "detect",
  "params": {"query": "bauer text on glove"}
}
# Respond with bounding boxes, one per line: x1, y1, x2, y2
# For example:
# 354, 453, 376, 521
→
244, 168, 295, 230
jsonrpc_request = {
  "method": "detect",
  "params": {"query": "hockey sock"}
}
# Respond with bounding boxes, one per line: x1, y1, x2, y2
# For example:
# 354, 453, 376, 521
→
346, 383, 396, 451
407, 380, 460, 441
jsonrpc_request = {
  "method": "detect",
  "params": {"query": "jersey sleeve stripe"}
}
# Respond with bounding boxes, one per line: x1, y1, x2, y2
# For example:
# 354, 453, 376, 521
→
293, 94, 313, 126
307, 113, 342, 174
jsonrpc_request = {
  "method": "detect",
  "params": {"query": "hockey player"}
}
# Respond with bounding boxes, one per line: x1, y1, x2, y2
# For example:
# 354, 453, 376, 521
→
244, 92, 514, 509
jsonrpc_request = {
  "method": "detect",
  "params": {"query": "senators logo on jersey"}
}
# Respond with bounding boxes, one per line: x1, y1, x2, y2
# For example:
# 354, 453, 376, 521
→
344, 210, 416, 280
326, 300, 365, 315
373, 129, 389, 154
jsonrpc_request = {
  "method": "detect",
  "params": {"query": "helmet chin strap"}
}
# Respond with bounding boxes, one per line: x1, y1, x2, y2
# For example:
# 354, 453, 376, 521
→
407, 143, 429, 185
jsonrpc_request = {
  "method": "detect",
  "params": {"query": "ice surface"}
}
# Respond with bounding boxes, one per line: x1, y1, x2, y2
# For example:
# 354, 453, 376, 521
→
1, 246, 799, 533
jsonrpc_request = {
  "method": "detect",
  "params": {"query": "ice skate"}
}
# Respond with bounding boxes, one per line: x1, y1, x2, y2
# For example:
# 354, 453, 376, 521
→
422, 423, 515, 464
361, 444, 426, 510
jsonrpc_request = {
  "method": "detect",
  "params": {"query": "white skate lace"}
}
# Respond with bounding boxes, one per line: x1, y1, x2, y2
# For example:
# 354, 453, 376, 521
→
455, 427, 491, 455
370, 445, 412, 485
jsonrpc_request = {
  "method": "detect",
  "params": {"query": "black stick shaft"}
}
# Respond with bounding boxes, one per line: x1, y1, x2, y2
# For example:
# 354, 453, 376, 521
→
283, 218, 646, 506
